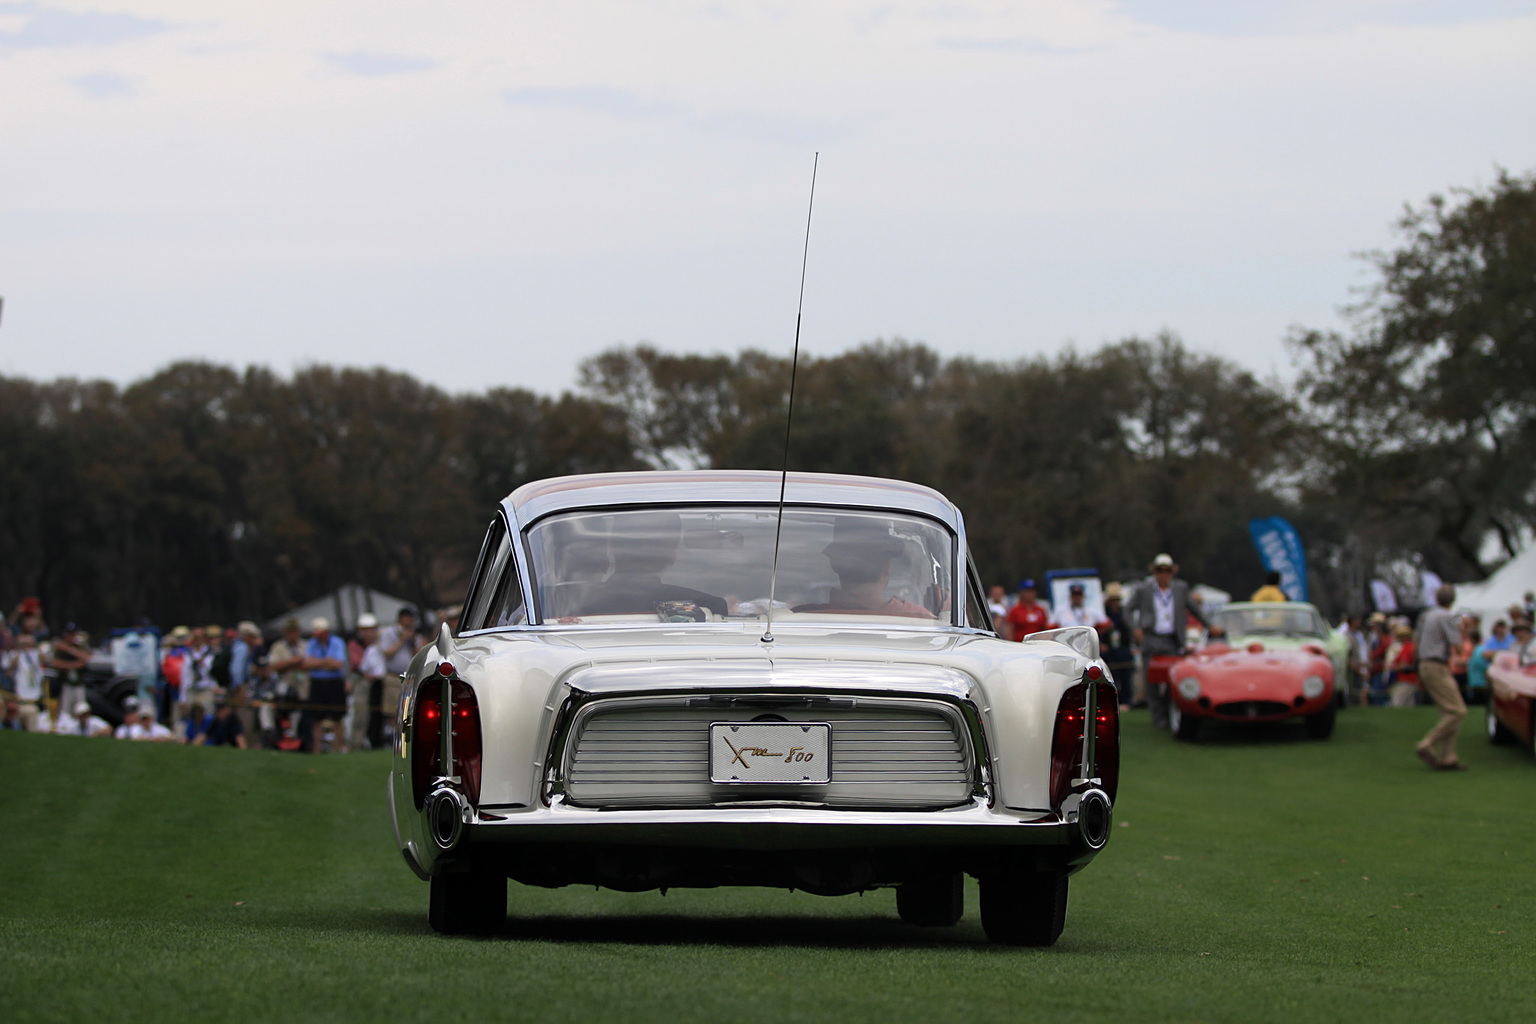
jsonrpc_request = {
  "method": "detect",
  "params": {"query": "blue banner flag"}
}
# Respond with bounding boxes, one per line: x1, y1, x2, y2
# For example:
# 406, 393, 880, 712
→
1248, 517, 1308, 602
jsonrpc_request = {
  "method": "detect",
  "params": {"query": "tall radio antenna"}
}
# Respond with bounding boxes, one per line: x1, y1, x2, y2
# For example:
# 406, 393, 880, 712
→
762, 152, 818, 645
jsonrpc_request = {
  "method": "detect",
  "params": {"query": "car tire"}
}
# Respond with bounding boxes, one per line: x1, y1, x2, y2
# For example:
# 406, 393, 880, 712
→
980, 869, 1068, 946
897, 870, 964, 927
1486, 705, 1515, 745
1304, 702, 1336, 740
428, 868, 507, 935
1170, 703, 1200, 742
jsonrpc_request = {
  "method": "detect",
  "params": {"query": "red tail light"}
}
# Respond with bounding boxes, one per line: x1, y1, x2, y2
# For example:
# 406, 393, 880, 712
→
410, 679, 482, 808
412, 686, 442, 808
1051, 680, 1120, 809
449, 680, 482, 807
1050, 683, 1087, 808
1094, 679, 1120, 802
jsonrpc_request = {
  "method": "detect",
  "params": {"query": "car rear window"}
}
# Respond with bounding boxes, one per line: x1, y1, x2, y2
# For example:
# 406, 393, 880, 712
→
524, 506, 956, 626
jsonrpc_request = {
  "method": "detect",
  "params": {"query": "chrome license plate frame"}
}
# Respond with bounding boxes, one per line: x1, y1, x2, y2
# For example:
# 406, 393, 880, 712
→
710, 721, 831, 784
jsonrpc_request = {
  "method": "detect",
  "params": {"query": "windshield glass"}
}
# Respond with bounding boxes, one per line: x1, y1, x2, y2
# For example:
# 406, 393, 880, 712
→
524, 506, 955, 626
1214, 606, 1326, 638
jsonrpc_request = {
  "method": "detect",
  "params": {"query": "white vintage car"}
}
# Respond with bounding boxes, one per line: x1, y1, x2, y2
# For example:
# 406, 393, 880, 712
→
389, 471, 1118, 945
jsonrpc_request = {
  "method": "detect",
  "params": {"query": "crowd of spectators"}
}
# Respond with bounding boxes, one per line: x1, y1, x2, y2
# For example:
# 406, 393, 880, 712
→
0, 597, 461, 753
4, 578, 1532, 748
1333, 591, 1536, 708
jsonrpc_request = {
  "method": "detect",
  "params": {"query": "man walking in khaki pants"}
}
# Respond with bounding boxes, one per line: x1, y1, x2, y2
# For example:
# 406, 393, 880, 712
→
1415, 584, 1467, 770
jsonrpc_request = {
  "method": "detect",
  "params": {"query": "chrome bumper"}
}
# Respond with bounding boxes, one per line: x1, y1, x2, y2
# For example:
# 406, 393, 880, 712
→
463, 797, 1078, 849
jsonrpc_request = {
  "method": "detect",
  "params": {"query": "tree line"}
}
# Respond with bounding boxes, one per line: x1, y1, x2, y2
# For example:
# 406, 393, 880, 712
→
3, 169, 1530, 632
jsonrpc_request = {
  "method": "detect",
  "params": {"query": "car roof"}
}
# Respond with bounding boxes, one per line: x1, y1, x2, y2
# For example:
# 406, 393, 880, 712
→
1220, 601, 1322, 614
505, 470, 961, 530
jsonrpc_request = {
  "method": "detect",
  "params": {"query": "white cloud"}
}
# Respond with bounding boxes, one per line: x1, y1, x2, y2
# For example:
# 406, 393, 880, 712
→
321, 50, 437, 76
69, 68, 131, 95
0, 2, 169, 48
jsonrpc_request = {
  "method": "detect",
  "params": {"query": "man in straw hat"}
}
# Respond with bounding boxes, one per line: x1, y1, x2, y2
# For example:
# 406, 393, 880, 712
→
1126, 553, 1220, 729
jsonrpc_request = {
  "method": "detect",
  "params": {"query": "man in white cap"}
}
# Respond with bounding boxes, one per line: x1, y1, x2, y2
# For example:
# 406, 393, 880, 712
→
113, 696, 144, 739
1126, 553, 1220, 729
303, 617, 349, 753
353, 613, 384, 750
58, 699, 111, 737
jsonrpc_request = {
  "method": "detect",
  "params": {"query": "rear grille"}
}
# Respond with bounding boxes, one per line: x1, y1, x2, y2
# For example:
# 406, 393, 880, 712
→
1212, 700, 1292, 718
564, 699, 972, 809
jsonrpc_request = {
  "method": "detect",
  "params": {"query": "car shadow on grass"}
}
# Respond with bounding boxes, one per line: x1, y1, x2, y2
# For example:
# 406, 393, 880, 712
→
1162, 719, 1326, 745
273, 907, 1022, 949
496, 912, 991, 949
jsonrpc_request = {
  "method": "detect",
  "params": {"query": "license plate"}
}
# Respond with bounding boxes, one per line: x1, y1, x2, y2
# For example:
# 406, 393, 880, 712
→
710, 722, 831, 784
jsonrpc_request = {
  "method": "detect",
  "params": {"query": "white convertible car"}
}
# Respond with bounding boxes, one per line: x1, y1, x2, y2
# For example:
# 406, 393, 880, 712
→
389, 471, 1118, 945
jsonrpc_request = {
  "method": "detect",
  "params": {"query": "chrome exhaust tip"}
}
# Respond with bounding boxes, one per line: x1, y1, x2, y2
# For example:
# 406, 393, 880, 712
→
426, 787, 468, 851
1078, 789, 1112, 850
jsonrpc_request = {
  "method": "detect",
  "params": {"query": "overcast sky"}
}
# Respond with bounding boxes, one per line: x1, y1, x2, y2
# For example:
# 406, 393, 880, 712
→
2, 0, 1533, 395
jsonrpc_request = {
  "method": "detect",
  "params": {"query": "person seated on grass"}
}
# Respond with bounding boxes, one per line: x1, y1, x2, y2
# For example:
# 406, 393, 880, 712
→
112, 696, 144, 739
181, 703, 212, 744
56, 700, 112, 737
193, 702, 248, 749
132, 707, 177, 742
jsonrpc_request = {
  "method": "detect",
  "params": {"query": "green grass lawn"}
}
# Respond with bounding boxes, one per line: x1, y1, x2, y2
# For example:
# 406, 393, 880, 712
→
1, 707, 1530, 1023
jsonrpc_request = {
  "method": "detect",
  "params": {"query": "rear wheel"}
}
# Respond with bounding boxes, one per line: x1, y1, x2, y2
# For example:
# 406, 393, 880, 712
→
1304, 702, 1336, 740
980, 869, 1068, 946
897, 870, 963, 927
1170, 702, 1200, 742
1487, 704, 1515, 745
428, 868, 507, 935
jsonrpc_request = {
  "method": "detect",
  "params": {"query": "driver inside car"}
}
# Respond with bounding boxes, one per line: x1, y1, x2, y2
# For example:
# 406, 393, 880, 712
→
794, 517, 935, 619
580, 510, 727, 617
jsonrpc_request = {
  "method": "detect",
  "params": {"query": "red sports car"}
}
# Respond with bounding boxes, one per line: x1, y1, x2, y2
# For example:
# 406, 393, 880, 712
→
1165, 640, 1336, 742
1486, 650, 1536, 754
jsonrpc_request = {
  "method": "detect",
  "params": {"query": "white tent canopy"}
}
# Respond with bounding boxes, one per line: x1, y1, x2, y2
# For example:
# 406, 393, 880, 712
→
1454, 548, 1536, 625
264, 583, 418, 637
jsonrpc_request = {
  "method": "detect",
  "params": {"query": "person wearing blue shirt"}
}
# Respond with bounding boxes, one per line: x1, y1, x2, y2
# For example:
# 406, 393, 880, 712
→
304, 617, 349, 753
228, 621, 263, 741
1483, 619, 1513, 653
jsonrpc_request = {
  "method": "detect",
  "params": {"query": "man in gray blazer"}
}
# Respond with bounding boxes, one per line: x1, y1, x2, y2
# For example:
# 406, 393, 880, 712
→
1127, 553, 1221, 729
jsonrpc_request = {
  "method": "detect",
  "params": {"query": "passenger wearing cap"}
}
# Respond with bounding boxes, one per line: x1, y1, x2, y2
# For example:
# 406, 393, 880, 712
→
1126, 553, 1219, 729
1004, 579, 1052, 641
793, 517, 935, 619
304, 617, 350, 753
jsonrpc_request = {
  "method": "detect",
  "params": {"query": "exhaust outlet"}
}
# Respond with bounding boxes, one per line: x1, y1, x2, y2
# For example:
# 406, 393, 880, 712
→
1078, 789, 1112, 850
426, 787, 468, 851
